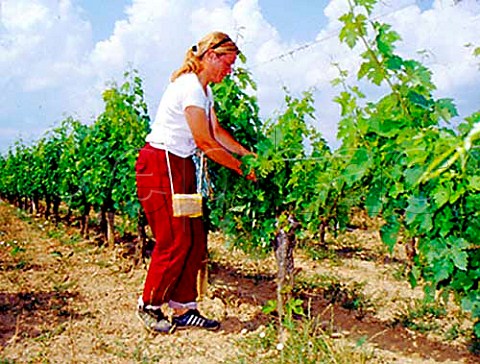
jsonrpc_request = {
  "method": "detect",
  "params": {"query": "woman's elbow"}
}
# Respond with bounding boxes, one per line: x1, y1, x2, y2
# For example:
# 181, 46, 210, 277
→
195, 139, 219, 154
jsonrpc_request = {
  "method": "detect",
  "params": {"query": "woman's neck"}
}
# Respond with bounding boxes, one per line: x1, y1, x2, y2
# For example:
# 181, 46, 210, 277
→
196, 71, 209, 92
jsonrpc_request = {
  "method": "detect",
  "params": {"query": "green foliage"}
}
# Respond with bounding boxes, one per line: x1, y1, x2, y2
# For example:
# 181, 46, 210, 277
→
232, 320, 372, 364
335, 0, 480, 337
6, 240, 26, 257
262, 297, 304, 319
81, 71, 150, 217
211, 77, 333, 253
0, 70, 150, 238
394, 298, 448, 333
0, 359, 17, 364
0, 0, 479, 341
207, 65, 265, 245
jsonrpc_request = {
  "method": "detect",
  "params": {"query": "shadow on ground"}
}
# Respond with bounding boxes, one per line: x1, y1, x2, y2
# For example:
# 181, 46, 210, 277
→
209, 260, 479, 364
0, 291, 82, 348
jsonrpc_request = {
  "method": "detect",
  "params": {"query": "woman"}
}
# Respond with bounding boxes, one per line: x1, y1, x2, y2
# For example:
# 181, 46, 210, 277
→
135, 31, 256, 334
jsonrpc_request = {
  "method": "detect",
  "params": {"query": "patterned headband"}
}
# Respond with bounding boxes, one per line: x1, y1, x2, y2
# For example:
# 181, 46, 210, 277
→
191, 36, 234, 58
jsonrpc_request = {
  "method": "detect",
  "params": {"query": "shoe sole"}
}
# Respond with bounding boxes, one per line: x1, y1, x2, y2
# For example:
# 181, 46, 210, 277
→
136, 311, 176, 334
174, 324, 220, 332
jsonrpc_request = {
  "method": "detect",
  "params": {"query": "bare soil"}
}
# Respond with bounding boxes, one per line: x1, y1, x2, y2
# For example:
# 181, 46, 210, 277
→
0, 201, 478, 363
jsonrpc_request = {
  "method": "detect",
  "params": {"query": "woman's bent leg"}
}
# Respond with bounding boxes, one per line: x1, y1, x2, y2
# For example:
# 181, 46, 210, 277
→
135, 144, 199, 307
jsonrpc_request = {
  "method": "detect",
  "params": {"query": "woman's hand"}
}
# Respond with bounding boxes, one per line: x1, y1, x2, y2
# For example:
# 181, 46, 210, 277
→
245, 169, 257, 182
242, 152, 257, 182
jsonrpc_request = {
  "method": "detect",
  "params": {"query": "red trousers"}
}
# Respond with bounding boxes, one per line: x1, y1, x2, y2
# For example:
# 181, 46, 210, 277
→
135, 143, 207, 306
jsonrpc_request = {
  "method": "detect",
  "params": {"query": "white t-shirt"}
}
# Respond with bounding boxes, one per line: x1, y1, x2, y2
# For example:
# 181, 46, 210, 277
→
146, 73, 213, 158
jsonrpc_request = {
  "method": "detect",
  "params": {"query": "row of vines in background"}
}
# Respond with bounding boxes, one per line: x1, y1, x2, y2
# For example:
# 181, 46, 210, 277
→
0, 72, 150, 245
209, 0, 480, 339
337, 0, 480, 338
0, 0, 479, 341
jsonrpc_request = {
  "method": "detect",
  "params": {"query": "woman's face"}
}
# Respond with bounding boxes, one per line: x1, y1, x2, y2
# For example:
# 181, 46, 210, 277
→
205, 52, 237, 83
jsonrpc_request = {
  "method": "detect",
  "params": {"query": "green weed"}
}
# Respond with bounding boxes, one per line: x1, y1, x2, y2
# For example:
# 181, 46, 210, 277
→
0, 359, 17, 364
299, 241, 340, 264
14, 208, 32, 223
295, 274, 373, 318
5, 240, 26, 256
445, 323, 467, 341
394, 299, 447, 333
231, 318, 372, 363
46, 226, 66, 240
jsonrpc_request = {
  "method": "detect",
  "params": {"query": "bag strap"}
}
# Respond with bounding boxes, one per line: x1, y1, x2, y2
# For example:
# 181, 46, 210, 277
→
197, 152, 204, 194
165, 150, 175, 195
166, 150, 204, 195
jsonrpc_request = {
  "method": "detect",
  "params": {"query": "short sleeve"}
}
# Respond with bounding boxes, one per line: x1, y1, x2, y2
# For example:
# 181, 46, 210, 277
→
180, 74, 209, 112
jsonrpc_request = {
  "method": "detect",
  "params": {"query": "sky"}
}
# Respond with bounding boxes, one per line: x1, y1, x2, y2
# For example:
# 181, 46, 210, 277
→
1, 0, 479, 153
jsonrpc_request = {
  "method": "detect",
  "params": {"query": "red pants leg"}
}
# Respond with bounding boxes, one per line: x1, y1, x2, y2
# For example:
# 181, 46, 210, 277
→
135, 144, 206, 306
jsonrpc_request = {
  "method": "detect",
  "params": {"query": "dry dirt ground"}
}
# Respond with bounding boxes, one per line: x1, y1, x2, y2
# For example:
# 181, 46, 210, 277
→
0, 201, 478, 363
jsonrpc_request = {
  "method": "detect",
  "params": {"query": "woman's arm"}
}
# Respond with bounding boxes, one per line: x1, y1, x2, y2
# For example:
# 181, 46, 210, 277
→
209, 109, 255, 157
185, 106, 243, 174
185, 106, 256, 181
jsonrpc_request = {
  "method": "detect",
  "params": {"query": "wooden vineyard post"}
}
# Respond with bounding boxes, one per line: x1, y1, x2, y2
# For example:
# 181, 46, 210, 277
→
273, 215, 300, 343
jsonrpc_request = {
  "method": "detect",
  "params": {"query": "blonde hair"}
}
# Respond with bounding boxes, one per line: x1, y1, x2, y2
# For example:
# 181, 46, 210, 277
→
170, 31, 239, 82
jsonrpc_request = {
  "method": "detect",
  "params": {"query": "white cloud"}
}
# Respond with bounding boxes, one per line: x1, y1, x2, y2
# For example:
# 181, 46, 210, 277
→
382, 0, 480, 117
1, 0, 95, 149
1, 0, 479, 153
2, 0, 50, 31
231, 0, 279, 45
2, 0, 93, 84
241, 0, 480, 146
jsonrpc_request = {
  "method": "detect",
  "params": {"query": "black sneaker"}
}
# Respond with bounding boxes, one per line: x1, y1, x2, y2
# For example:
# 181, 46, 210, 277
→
136, 305, 175, 334
172, 309, 220, 331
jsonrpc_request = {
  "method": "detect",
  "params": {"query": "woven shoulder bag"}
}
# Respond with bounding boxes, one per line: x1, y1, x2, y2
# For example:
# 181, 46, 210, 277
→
165, 150, 203, 218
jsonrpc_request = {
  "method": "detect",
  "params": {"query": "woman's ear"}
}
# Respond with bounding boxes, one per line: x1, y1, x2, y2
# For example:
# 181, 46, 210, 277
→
202, 49, 216, 62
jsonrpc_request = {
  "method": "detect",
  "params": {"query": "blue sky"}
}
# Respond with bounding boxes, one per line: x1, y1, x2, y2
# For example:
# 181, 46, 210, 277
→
77, 0, 435, 43
1, 0, 479, 152
77, 0, 331, 43
76, 1, 129, 42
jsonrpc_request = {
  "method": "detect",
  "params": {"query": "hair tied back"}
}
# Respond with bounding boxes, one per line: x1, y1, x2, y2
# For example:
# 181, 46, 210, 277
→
191, 44, 198, 56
